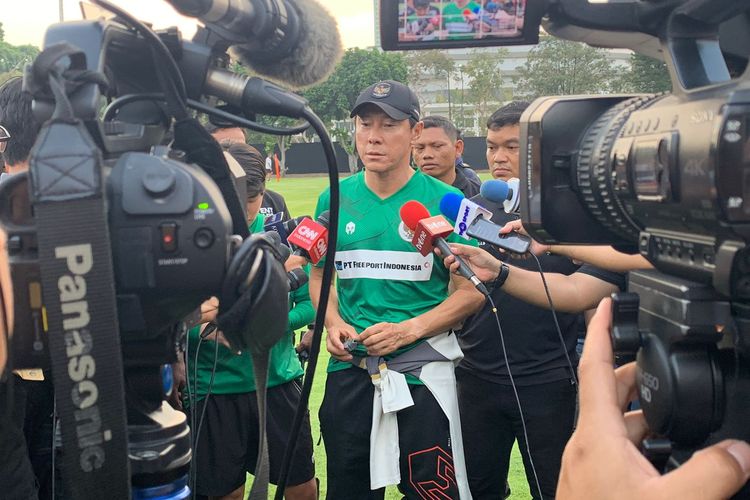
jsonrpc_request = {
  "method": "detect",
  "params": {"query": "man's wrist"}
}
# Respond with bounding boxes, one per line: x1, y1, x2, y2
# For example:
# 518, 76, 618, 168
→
491, 262, 510, 290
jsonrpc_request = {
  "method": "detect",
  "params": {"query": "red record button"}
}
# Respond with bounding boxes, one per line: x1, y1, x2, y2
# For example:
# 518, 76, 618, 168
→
160, 223, 178, 252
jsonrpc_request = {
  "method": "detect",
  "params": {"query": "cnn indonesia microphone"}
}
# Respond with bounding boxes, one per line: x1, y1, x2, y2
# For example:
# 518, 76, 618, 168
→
400, 200, 489, 297
439, 192, 530, 254
286, 212, 329, 265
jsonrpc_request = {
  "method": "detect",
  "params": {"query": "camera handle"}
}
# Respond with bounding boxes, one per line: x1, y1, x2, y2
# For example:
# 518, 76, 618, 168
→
25, 43, 131, 500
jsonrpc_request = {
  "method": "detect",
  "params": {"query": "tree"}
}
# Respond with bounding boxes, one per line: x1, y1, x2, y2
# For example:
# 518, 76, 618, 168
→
513, 36, 618, 99
463, 49, 508, 126
621, 53, 672, 93
405, 50, 455, 117
303, 48, 408, 172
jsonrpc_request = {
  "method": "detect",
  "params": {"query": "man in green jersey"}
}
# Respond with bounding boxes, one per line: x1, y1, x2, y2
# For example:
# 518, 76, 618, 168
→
442, 0, 482, 37
187, 143, 317, 500
309, 80, 485, 499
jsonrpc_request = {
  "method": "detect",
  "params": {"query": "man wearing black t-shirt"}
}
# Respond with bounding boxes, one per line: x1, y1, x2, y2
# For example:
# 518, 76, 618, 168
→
451, 102, 626, 499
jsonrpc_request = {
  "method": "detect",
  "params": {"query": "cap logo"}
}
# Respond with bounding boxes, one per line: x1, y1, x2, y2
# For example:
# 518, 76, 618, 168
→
372, 82, 392, 99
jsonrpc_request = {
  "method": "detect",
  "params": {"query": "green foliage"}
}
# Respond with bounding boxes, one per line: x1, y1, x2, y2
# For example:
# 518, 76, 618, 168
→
303, 48, 408, 123
621, 53, 672, 93
0, 29, 39, 75
513, 36, 617, 99
463, 49, 508, 124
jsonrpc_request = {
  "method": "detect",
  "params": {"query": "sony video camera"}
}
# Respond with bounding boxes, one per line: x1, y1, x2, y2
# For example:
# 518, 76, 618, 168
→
381, 0, 750, 489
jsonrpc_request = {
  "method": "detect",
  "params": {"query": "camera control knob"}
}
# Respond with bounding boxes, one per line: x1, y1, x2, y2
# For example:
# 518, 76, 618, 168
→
142, 164, 177, 197
611, 292, 642, 355
194, 228, 215, 249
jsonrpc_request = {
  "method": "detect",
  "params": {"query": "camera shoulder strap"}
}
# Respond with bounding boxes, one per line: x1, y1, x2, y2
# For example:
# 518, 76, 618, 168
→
27, 44, 131, 500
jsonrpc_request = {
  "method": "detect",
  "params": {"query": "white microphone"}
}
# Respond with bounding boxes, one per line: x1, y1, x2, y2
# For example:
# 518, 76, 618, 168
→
440, 194, 493, 240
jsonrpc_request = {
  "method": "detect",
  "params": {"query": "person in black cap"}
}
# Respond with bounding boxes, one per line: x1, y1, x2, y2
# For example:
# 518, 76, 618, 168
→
309, 80, 483, 499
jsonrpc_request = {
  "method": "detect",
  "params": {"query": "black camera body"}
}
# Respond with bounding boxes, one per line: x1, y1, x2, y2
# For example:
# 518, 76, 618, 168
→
380, 0, 750, 483
1, 146, 234, 371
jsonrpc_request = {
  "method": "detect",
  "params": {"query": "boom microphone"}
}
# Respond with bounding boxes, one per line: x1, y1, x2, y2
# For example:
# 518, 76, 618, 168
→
480, 178, 521, 214
400, 201, 489, 297
439, 193, 530, 254
167, 0, 343, 88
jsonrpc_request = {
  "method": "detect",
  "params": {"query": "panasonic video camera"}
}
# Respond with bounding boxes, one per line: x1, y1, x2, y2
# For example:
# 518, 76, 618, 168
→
381, 0, 750, 488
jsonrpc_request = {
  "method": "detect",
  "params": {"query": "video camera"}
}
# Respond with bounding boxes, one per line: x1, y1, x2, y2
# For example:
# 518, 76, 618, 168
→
0, 0, 341, 498
382, 0, 750, 490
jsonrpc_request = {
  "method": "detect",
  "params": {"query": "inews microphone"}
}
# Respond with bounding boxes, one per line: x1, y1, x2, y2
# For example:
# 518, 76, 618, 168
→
439, 193, 530, 254
287, 211, 329, 265
400, 201, 489, 297
480, 178, 521, 214
167, 0, 343, 89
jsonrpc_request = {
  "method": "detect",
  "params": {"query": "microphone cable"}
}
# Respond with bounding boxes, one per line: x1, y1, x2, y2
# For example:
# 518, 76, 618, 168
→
487, 294, 544, 500
273, 108, 339, 499
529, 253, 579, 390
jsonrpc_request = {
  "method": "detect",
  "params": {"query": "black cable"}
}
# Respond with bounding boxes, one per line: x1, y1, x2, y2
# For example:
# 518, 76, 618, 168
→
529, 253, 579, 389
273, 108, 340, 499
194, 331, 220, 483
487, 295, 543, 500
102, 93, 311, 136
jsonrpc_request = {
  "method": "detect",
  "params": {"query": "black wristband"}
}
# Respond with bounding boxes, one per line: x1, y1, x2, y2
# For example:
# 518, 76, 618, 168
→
491, 262, 510, 290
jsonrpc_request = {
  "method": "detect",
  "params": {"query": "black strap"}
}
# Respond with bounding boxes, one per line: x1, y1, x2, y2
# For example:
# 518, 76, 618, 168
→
28, 58, 130, 499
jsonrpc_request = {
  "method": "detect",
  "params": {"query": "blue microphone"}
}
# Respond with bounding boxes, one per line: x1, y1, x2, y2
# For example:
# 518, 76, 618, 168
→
480, 178, 520, 214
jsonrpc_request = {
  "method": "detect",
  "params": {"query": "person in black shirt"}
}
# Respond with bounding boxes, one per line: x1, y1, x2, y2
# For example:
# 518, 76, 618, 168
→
444, 102, 626, 499
412, 115, 481, 197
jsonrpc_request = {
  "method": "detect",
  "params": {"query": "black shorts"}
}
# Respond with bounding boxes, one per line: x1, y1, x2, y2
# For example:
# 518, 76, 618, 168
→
192, 380, 315, 497
320, 368, 458, 500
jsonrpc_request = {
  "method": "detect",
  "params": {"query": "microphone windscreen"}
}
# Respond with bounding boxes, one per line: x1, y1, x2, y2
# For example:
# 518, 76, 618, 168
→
480, 179, 511, 204
400, 201, 431, 231
317, 210, 331, 229
439, 192, 465, 222
231, 0, 343, 89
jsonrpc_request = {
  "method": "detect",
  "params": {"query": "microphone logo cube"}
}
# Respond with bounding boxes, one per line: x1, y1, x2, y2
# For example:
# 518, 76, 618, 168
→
412, 216, 453, 256
455, 199, 493, 240
287, 218, 328, 264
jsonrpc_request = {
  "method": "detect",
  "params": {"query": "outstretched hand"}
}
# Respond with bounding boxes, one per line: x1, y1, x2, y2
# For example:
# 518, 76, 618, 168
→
557, 298, 750, 500
437, 243, 501, 283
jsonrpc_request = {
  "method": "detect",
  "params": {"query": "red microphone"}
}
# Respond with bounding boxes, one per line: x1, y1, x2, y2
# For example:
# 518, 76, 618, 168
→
287, 217, 328, 265
400, 201, 489, 296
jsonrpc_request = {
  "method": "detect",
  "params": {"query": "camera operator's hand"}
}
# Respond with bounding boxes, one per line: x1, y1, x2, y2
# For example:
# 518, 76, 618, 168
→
325, 321, 358, 362
285, 254, 308, 273
439, 243, 502, 282
558, 298, 750, 500
499, 219, 550, 256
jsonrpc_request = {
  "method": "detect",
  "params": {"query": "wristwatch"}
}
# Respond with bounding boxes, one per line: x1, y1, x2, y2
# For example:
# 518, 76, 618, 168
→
491, 262, 510, 290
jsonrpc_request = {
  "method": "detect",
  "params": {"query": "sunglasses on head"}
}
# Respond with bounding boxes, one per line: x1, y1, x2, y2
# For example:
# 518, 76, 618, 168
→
0, 125, 9, 154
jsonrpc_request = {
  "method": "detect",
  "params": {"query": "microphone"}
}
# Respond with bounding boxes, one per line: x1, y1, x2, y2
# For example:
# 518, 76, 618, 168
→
287, 267, 308, 292
400, 201, 489, 297
167, 0, 343, 89
264, 213, 307, 246
256, 230, 291, 262
480, 178, 521, 214
439, 193, 530, 254
287, 211, 329, 265
439, 192, 493, 240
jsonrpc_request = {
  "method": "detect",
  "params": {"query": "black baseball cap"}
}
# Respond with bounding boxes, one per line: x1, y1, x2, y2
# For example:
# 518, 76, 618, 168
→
350, 80, 421, 122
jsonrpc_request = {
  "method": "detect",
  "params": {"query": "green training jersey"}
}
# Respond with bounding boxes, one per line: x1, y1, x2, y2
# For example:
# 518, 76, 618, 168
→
442, 1, 480, 35
315, 169, 472, 376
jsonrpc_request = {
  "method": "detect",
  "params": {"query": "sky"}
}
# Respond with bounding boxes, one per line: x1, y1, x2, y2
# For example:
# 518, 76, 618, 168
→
1, 0, 377, 49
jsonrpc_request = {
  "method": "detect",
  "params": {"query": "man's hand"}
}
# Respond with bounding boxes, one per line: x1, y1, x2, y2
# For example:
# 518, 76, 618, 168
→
168, 355, 186, 411
557, 298, 750, 500
438, 243, 502, 283
296, 328, 314, 354
499, 220, 550, 256
359, 320, 425, 357
285, 254, 308, 273
199, 297, 219, 324
325, 322, 358, 362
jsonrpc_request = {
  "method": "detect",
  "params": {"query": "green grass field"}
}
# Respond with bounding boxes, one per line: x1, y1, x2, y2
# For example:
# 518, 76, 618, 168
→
252, 173, 532, 499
